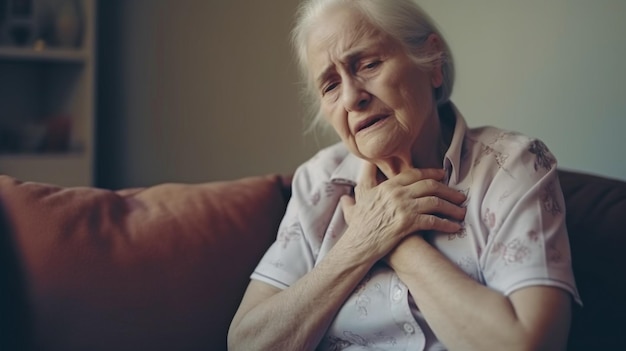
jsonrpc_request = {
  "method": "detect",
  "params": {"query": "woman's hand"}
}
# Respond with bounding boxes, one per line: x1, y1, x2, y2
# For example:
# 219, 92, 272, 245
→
339, 162, 466, 261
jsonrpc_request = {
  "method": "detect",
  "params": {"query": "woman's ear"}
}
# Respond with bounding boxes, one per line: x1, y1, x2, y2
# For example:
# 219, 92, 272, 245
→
426, 34, 444, 88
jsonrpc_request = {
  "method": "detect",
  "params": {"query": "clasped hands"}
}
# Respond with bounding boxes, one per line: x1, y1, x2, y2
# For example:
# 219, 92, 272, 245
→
339, 162, 466, 269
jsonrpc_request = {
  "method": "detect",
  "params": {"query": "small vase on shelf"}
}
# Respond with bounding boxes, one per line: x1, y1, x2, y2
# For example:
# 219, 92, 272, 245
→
1, 0, 39, 47
53, 0, 81, 48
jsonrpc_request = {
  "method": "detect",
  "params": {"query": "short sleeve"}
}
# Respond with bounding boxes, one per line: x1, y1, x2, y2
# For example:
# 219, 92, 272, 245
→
250, 168, 316, 289
479, 139, 582, 304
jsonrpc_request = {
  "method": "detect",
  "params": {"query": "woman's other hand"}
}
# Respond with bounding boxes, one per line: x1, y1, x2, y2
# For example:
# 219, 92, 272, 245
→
339, 162, 466, 261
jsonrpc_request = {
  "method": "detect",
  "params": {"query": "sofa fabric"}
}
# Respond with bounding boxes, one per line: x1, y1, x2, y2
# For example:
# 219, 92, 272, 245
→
0, 175, 288, 351
0, 170, 625, 350
559, 170, 626, 350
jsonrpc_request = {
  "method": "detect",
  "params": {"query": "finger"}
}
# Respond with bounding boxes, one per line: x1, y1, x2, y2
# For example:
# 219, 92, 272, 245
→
414, 214, 462, 233
393, 168, 445, 186
358, 162, 380, 189
339, 195, 355, 224
408, 179, 466, 205
414, 196, 466, 221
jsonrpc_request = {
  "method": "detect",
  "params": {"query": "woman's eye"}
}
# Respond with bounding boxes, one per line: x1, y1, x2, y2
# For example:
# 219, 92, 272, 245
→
323, 82, 338, 94
363, 61, 380, 70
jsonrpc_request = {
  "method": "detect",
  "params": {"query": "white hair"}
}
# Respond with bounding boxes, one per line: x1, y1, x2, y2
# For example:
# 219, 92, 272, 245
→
291, 0, 455, 133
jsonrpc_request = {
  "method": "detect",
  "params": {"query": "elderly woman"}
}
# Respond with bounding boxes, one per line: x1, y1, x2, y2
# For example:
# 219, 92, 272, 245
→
228, 0, 581, 350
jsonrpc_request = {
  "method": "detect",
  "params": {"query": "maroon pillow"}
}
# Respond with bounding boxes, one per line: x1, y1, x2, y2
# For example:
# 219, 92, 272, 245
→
0, 174, 287, 351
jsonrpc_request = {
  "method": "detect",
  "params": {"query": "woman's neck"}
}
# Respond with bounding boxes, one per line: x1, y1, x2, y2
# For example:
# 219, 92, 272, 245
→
376, 103, 454, 179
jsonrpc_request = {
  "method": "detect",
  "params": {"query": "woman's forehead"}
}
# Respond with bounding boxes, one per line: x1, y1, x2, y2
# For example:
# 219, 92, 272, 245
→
305, 7, 388, 75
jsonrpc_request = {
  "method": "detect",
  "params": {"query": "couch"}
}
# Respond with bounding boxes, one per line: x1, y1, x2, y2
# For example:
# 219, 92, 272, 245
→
1, 169, 625, 351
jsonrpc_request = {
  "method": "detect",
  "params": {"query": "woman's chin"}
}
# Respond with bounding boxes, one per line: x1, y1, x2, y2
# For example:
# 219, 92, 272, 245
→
354, 142, 409, 164
353, 128, 410, 158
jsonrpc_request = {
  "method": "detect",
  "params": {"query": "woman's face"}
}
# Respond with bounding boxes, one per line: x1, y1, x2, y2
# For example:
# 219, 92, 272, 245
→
306, 6, 443, 163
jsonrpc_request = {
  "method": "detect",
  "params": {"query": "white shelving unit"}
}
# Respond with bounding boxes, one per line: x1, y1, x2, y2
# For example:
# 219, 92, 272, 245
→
0, 0, 96, 186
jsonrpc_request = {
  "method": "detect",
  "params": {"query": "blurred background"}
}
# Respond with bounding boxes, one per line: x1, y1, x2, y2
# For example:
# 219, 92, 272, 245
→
3, 0, 624, 189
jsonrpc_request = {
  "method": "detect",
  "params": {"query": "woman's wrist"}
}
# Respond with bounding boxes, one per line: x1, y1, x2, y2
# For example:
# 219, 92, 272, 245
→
330, 228, 377, 266
385, 234, 430, 273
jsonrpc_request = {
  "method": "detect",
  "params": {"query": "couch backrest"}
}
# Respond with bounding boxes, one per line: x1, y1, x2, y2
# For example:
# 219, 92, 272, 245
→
558, 170, 626, 350
1, 170, 625, 350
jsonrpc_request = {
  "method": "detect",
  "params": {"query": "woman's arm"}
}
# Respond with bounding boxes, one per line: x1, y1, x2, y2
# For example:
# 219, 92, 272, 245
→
229, 164, 466, 350
227, 237, 374, 351
382, 142, 576, 351
387, 235, 572, 351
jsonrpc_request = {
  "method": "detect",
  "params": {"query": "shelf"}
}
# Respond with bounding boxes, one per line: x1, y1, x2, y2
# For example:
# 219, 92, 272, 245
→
0, 152, 85, 160
0, 0, 95, 187
0, 152, 91, 187
0, 46, 89, 63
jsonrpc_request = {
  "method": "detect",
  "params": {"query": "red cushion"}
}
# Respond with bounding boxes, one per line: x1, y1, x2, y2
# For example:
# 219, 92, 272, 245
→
0, 175, 286, 351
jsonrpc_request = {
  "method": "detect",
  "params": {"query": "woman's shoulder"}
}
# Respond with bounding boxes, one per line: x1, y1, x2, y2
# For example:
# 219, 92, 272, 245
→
466, 125, 536, 149
291, 142, 353, 192
464, 125, 558, 182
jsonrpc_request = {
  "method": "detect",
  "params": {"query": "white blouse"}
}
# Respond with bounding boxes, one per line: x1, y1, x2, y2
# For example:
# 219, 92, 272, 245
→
251, 108, 581, 350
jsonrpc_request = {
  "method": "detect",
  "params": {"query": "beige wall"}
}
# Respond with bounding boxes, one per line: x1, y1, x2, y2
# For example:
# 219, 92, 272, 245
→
97, 0, 626, 188
98, 0, 336, 188
419, 0, 626, 180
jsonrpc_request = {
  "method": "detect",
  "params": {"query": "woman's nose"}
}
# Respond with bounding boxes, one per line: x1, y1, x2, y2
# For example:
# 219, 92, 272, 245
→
342, 79, 371, 112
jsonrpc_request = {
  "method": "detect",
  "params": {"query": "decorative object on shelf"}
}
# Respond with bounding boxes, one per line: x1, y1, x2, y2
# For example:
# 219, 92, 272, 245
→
8, 22, 31, 45
2, 0, 38, 46
52, 0, 81, 48
19, 120, 47, 152
0, 121, 43, 153
0, 0, 94, 186
0, 116, 71, 154
40, 115, 72, 152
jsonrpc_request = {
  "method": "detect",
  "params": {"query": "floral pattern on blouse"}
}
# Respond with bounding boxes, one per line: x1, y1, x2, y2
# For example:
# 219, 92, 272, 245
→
492, 239, 532, 265
541, 180, 562, 216
529, 139, 556, 172
277, 222, 302, 249
252, 107, 581, 350
325, 330, 398, 351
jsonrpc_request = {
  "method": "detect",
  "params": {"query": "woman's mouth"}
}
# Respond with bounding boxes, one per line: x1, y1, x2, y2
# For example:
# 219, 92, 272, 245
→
356, 115, 389, 133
